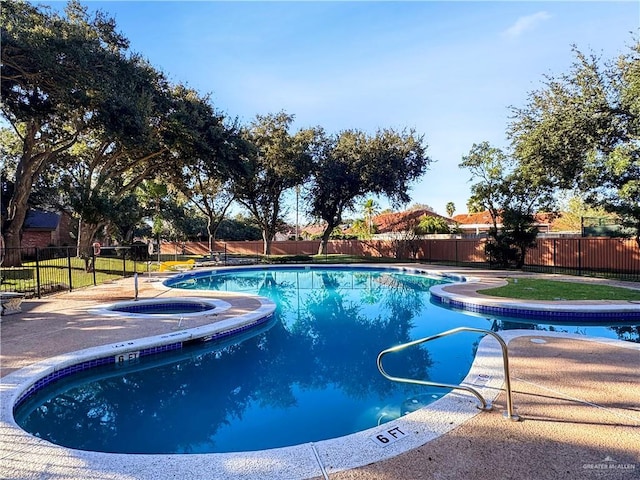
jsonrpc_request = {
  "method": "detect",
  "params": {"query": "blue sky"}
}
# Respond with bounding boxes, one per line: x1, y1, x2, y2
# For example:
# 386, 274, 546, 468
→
42, 1, 639, 221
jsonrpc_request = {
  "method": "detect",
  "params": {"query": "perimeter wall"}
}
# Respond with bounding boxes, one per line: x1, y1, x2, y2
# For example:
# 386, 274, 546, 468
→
167, 237, 639, 279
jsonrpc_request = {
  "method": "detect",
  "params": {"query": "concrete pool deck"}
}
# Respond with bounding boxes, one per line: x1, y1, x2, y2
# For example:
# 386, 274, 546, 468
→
1, 265, 639, 480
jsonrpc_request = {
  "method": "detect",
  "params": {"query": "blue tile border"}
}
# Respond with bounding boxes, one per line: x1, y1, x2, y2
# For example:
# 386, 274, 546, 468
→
430, 292, 640, 322
12, 313, 275, 413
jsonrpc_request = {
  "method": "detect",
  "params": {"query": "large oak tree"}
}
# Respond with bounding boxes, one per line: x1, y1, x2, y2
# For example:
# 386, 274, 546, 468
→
460, 142, 556, 268
509, 41, 640, 246
1, 0, 134, 264
306, 128, 430, 255
232, 112, 317, 255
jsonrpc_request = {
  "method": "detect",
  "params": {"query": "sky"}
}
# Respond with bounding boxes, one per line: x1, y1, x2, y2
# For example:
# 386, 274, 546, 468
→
40, 1, 639, 221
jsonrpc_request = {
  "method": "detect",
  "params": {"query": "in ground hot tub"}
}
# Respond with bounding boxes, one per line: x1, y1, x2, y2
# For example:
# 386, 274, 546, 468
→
90, 297, 231, 318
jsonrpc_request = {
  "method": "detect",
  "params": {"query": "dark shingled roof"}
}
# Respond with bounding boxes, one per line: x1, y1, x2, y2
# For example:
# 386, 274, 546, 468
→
23, 210, 60, 231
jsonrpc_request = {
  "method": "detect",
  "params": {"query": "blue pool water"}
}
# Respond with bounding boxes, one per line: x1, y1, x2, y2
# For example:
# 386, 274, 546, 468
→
110, 301, 214, 315
14, 267, 638, 454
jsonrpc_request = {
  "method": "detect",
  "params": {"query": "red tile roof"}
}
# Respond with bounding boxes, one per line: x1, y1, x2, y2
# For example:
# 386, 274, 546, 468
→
452, 211, 495, 225
374, 209, 449, 233
452, 211, 554, 226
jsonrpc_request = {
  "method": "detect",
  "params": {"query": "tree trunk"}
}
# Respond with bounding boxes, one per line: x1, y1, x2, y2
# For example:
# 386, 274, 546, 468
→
3, 137, 47, 266
207, 215, 223, 254
77, 217, 101, 272
317, 226, 334, 255
263, 229, 273, 256
207, 217, 214, 255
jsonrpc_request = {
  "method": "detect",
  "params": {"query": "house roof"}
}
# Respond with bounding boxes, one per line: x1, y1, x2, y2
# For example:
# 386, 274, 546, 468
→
374, 209, 449, 233
452, 211, 495, 225
299, 209, 451, 237
452, 210, 553, 227
300, 224, 327, 237
23, 210, 61, 231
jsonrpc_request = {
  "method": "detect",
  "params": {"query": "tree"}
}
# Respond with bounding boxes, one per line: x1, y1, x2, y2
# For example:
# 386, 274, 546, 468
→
137, 180, 169, 261
58, 57, 179, 266
445, 201, 455, 218
487, 170, 552, 269
466, 198, 484, 214
509, 41, 640, 246
415, 215, 451, 235
459, 142, 511, 232
106, 193, 147, 244
0, 0, 134, 264
232, 112, 316, 255
307, 128, 430, 255
407, 203, 435, 212
215, 214, 262, 241
349, 218, 372, 239
174, 176, 234, 253
362, 198, 380, 236
460, 142, 555, 268
552, 193, 610, 232
164, 89, 243, 254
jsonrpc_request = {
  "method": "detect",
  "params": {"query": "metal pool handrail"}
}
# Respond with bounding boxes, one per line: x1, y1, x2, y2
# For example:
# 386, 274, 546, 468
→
376, 327, 520, 421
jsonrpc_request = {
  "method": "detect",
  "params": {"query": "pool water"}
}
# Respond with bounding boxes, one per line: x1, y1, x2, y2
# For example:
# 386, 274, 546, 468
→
111, 301, 213, 315
14, 268, 638, 454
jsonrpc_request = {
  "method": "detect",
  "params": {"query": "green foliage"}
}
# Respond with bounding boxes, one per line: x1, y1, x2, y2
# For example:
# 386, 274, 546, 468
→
415, 215, 450, 234
349, 218, 374, 239
553, 193, 611, 232
306, 128, 431, 254
137, 180, 169, 236
216, 215, 262, 241
445, 201, 455, 217
459, 142, 511, 228
466, 198, 484, 214
1, 0, 184, 262
509, 41, 640, 246
1, 1, 133, 249
484, 208, 539, 269
232, 112, 317, 254
362, 198, 379, 236
460, 142, 554, 268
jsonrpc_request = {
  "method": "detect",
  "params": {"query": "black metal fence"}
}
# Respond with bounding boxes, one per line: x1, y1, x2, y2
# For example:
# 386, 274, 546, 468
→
0, 246, 190, 298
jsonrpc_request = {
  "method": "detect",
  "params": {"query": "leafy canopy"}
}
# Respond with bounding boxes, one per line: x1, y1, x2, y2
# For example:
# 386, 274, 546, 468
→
307, 128, 430, 254
509, 40, 640, 246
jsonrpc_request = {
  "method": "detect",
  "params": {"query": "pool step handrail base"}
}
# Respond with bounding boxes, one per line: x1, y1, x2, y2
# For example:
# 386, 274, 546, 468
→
377, 327, 520, 421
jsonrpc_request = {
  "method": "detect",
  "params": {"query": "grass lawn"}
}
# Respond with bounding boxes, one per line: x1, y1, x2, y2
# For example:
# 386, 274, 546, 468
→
481, 277, 640, 301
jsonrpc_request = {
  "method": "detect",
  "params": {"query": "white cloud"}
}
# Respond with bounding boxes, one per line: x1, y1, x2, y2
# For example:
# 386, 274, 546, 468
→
503, 11, 552, 38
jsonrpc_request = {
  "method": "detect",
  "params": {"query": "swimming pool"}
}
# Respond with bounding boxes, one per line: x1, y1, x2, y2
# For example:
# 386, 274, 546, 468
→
13, 266, 639, 455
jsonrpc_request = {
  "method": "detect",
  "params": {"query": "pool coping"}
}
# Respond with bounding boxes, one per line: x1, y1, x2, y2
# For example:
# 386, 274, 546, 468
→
1, 265, 639, 479
88, 297, 232, 319
429, 276, 640, 321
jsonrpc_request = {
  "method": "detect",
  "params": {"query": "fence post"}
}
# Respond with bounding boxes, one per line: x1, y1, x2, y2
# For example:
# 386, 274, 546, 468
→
578, 238, 582, 276
455, 240, 459, 265
66, 248, 73, 292
92, 250, 97, 286
553, 238, 557, 274
35, 248, 41, 298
